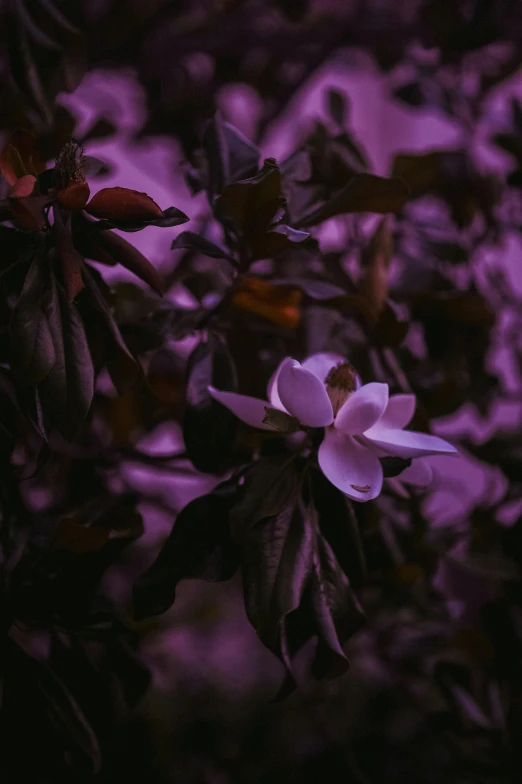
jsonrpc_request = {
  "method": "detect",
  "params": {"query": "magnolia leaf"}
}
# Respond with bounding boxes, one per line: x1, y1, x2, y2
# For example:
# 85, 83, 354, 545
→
92, 205, 189, 232
86, 229, 164, 295
311, 469, 366, 588
251, 224, 310, 260
53, 208, 85, 300
217, 159, 283, 231
171, 230, 234, 261
183, 333, 238, 473
380, 456, 413, 477
239, 491, 313, 650
262, 407, 300, 433
309, 530, 364, 679
37, 274, 95, 437
203, 114, 260, 196
230, 456, 301, 537
86, 187, 164, 222
81, 265, 140, 393
134, 479, 239, 620
10, 259, 56, 385
56, 181, 91, 211
298, 173, 410, 227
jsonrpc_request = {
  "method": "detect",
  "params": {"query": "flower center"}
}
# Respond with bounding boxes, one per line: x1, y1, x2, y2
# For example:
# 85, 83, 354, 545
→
325, 361, 357, 416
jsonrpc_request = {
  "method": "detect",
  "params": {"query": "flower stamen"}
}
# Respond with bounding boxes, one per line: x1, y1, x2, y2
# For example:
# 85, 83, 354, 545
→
325, 361, 357, 415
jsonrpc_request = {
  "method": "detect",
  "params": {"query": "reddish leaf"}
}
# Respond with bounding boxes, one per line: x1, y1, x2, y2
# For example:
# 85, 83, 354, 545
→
85, 187, 164, 223
56, 181, 91, 211
9, 174, 37, 198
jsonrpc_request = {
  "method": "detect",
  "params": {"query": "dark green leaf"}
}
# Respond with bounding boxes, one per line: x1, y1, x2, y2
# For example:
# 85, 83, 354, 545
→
216, 159, 283, 233
239, 492, 313, 651
183, 333, 238, 473
262, 407, 300, 433
203, 115, 260, 196
251, 224, 310, 260
53, 207, 85, 301
81, 265, 139, 393
37, 273, 94, 436
230, 456, 301, 537
10, 258, 56, 385
133, 479, 240, 620
380, 456, 413, 477
309, 530, 365, 679
95, 230, 165, 295
171, 231, 234, 261
311, 469, 366, 588
94, 206, 189, 233
298, 173, 410, 227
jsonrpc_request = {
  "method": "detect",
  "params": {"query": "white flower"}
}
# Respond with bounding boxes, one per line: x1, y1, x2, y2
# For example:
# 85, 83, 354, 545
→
209, 353, 457, 502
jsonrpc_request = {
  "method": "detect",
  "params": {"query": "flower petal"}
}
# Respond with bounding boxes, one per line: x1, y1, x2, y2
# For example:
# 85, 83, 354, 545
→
399, 458, 433, 487
318, 429, 383, 502
335, 382, 389, 435
266, 357, 293, 411
364, 427, 458, 458
301, 352, 347, 383
277, 361, 333, 427
208, 387, 273, 430
378, 394, 416, 429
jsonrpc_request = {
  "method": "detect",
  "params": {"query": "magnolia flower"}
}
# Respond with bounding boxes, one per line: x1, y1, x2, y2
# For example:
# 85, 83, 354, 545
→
209, 353, 457, 502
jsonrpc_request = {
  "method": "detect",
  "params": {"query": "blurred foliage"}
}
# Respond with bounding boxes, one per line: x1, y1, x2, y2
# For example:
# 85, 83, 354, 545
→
1, 1, 522, 783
